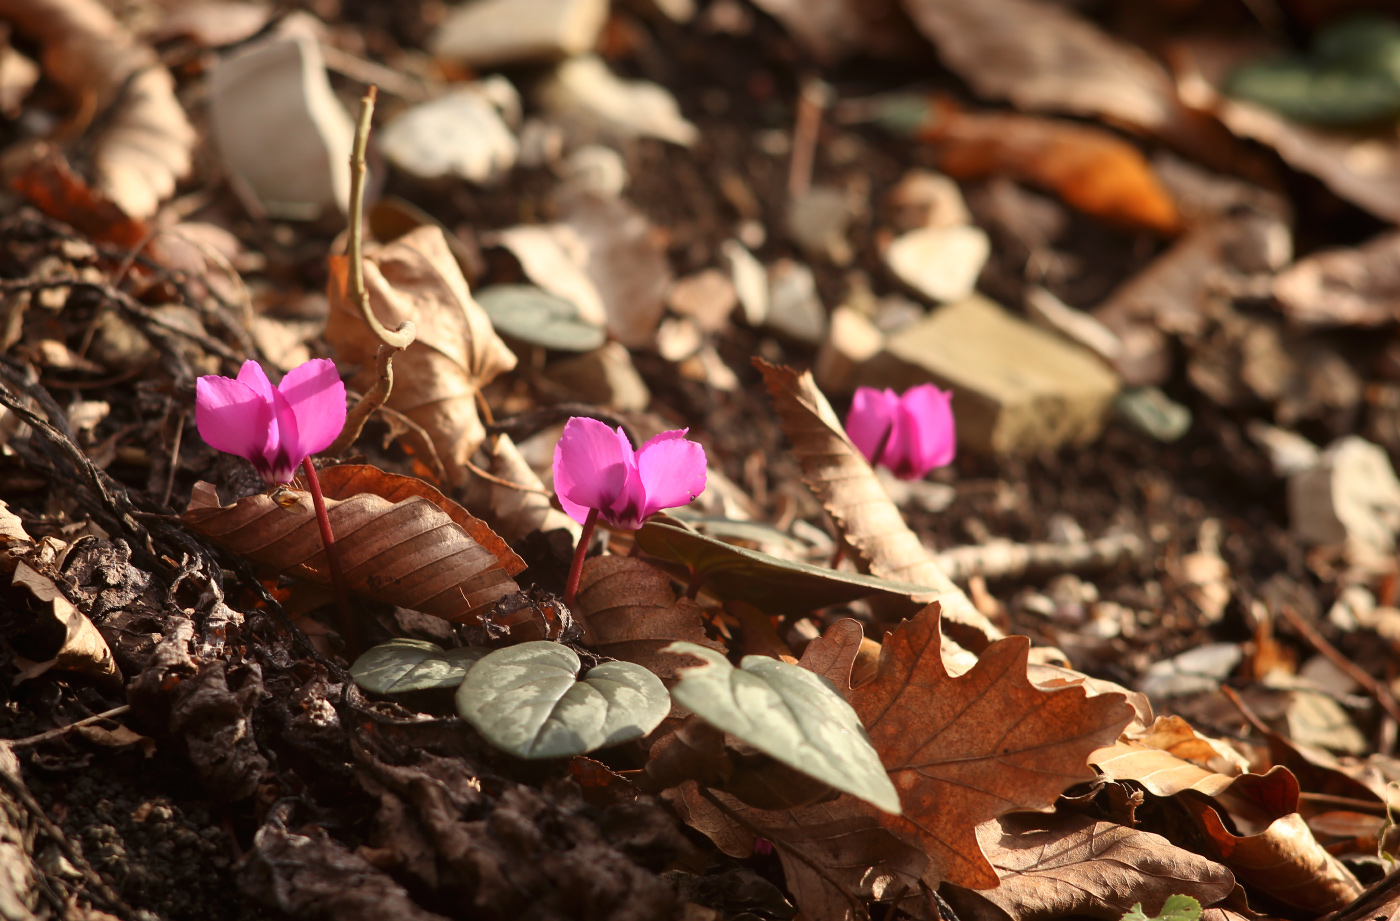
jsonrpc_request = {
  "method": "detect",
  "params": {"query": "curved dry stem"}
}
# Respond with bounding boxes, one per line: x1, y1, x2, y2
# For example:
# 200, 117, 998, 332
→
327, 342, 399, 457
347, 85, 415, 350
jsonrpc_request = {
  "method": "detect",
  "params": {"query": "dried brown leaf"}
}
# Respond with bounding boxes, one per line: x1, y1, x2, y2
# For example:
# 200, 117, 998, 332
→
1091, 739, 1237, 798
461, 433, 579, 544
0, 0, 194, 219
898, 0, 1210, 148
11, 561, 117, 684
796, 617, 864, 695
756, 359, 1001, 648
181, 476, 519, 624
575, 555, 724, 682
325, 226, 518, 486
925, 106, 1181, 235
849, 603, 1136, 889
1182, 796, 1362, 913
1273, 231, 1400, 328
557, 192, 671, 349
0, 500, 31, 545
943, 813, 1237, 921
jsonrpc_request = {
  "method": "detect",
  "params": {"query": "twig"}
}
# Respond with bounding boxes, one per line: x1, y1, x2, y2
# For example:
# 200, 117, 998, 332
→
463, 457, 554, 497
327, 343, 397, 458
345, 86, 414, 351
1275, 603, 1400, 730
788, 77, 828, 201
932, 532, 1147, 582
162, 408, 185, 507
8, 706, 132, 749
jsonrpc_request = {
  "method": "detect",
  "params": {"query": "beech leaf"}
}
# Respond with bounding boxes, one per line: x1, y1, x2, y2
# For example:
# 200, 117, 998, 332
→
325, 225, 518, 486
756, 359, 1001, 646
11, 562, 117, 684
848, 603, 1135, 889
636, 519, 937, 615
182, 474, 519, 624
665, 641, 901, 814
575, 555, 725, 683
455, 642, 670, 759
350, 639, 488, 694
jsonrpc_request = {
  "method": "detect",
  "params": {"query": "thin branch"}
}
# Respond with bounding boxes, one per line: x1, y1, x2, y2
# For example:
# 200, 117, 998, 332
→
1275, 603, 1400, 729
9, 706, 132, 748
932, 532, 1147, 582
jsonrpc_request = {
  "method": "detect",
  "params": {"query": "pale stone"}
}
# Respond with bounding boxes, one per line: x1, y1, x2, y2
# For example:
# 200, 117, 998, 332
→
765, 259, 826, 344
873, 294, 1120, 455
1288, 436, 1400, 570
210, 33, 352, 219
381, 80, 519, 183
884, 225, 989, 304
785, 185, 857, 265
537, 55, 698, 147
429, 0, 608, 68
543, 342, 650, 412
667, 269, 737, 332
722, 240, 768, 326
1024, 286, 1121, 364
887, 169, 970, 231
814, 306, 883, 396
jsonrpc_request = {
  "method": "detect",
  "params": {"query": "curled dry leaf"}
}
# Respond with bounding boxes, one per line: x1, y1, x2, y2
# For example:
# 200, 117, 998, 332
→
1091, 738, 1238, 798
181, 472, 520, 624
1273, 231, 1400, 328
11, 561, 118, 683
575, 555, 725, 683
0, 0, 195, 220
795, 617, 865, 695
944, 813, 1237, 921
923, 105, 1181, 235
461, 433, 579, 543
847, 603, 1135, 889
325, 226, 518, 486
755, 359, 1001, 649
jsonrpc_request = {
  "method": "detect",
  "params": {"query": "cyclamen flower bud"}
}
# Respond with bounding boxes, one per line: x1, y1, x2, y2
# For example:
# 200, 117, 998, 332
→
195, 359, 347, 485
844, 384, 955, 480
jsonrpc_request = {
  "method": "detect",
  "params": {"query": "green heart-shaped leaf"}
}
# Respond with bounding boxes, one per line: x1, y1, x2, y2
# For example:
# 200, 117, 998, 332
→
456, 642, 670, 759
477, 285, 607, 352
351, 639, 489, 694
665, 641, 901, 814
636, 519, 931, 614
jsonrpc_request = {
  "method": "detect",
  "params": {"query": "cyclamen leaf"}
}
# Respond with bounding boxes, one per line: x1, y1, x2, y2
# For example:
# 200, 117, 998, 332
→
1122, 895, 1204, 921
456, 642, 669, 759
665, 641, 900, 814
350, 639, 488, 694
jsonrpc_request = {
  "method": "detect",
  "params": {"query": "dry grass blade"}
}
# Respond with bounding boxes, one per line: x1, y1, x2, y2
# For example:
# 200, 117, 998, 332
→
755, 358, 1001, 648
0, 0, 195, 219
325, 225, 518, 487
182, 480, 519, 623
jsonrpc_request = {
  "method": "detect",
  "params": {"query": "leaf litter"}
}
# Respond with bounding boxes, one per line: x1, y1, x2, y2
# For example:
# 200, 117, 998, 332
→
1, 1, 1400, 920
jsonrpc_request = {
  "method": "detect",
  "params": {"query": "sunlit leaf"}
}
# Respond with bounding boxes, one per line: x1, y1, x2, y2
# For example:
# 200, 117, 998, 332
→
635, 519, 931, 615
1121, 894, 1203, 921
476, 284, 607, 352
350, 638, 488, 694
455, 641, 670, 759
665, 641, 900, 814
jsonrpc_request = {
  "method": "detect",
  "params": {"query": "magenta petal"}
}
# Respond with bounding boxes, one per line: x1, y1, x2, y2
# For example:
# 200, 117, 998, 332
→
236, 360, 275, 403
636, 429, 707, 519
845, 387, 899, 464
266, 387, 303, 483
195, 375, 273, 464
607, 464, 651, 530
890, 384, 955, 479
278, 358, 346, 459
552, 418, 635, 525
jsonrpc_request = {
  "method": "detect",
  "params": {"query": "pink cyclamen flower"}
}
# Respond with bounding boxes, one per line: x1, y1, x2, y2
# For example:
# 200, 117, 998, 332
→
845, 384, 955, 480
553, 417, 707, 530
195, 359, 346, 485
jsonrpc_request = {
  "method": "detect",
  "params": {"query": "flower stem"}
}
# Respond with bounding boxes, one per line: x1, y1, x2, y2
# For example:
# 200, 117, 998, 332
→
562, 508, 599, 612
301, 457, 359, 658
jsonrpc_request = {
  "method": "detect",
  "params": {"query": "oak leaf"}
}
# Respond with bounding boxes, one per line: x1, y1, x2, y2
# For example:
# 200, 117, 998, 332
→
756, 359, 1001, 649
182, 468, 519, 623
850, 603, 1135, 888
1, 0, 195, 220
942, 813, 1236, 921
325, 226, 517, 487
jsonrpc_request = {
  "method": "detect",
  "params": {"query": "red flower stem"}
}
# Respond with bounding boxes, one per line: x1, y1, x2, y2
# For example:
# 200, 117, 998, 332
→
831, 424, 894, 569
301, 457, 359, 658
563, 508, 599, 612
